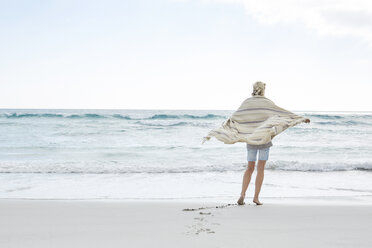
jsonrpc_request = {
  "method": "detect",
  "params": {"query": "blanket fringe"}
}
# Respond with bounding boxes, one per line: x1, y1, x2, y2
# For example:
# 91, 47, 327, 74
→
201, 137, 209, 144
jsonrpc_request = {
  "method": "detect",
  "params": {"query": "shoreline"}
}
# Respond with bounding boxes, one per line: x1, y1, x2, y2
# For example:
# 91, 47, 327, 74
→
1, 197, 372, 248
2, 170, 372, 201
1, 194, 372, 204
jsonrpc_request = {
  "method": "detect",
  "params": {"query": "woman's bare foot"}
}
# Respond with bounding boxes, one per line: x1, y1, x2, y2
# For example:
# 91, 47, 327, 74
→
237, 195, 245, 205
253, 199, 263, 205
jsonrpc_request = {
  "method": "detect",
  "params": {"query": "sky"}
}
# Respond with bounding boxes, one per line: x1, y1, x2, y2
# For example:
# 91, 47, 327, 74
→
0, 0, 371, 111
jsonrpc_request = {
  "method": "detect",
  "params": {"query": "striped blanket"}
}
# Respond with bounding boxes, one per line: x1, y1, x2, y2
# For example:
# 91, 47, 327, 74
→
203, 96, 306, 145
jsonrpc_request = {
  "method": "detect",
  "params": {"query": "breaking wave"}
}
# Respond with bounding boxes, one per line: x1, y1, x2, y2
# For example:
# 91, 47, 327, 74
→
0, 161, 371, 174
1, 113, 226, 120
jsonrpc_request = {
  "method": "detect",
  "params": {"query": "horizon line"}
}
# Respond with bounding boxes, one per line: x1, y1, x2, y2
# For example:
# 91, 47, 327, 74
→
0, 108, 371, 112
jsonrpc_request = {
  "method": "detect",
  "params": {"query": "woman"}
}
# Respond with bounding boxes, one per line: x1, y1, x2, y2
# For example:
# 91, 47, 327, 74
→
203, 82, 310, 205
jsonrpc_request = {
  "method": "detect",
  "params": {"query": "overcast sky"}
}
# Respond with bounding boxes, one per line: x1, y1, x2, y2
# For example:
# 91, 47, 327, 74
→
1, 0, 371, 111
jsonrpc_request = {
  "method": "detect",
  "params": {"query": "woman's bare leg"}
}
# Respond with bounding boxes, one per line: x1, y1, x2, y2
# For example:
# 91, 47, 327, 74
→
253, 160, 266, 205
237, 162, 255, 205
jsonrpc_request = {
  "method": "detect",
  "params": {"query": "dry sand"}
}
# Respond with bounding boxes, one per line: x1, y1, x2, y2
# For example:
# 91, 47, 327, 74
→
1, 198, 372, 248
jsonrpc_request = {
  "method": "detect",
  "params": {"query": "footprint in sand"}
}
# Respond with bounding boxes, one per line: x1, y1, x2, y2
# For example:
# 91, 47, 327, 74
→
183, 203, 238, 235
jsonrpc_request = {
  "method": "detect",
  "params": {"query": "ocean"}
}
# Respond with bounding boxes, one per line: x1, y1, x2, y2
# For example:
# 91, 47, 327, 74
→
0, 109, 371, 201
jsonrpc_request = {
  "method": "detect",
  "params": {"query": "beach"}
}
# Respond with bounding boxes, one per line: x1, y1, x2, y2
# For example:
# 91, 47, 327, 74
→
3, 0, 372, 246
1, 197, 372, 248
1, 109, 372, 247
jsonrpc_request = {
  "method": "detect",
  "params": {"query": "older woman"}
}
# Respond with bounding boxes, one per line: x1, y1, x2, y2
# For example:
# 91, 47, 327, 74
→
203, 82, 310, 205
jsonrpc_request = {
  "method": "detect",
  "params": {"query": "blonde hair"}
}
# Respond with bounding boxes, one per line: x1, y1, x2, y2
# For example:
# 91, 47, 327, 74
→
252, 81, 266, 96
